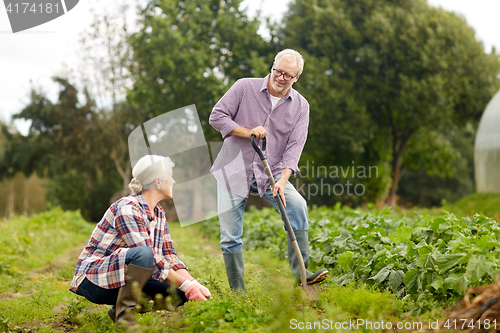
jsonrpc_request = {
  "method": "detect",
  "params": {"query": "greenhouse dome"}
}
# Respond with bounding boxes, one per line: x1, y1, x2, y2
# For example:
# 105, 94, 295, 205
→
475, 89, 500, 193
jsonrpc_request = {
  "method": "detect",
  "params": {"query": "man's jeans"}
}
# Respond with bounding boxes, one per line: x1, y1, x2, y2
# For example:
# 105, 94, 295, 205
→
218, 174, 308, 254
78, 246, 187, 306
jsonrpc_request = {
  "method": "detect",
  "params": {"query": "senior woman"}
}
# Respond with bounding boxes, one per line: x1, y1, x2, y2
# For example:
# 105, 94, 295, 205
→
69, 155, 210, 328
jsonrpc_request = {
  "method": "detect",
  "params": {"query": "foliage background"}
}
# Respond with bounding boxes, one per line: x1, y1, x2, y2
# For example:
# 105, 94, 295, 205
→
1, 0, 500, 220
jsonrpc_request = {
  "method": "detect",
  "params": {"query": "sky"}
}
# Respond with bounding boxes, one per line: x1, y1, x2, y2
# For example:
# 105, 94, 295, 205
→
1, 0, 499, 135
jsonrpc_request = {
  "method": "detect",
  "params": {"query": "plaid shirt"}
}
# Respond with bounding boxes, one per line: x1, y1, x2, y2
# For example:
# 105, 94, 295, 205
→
209, 74, 309, 197
70, 194, 186, 293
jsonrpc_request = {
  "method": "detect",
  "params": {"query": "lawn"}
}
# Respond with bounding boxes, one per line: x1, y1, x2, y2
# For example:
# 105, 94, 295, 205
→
2, 203, 498, 332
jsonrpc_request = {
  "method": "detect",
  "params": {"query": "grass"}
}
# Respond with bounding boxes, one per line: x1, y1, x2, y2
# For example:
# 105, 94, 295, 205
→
393, 192, 500, 222
444, 192, 500, 220
0, 208, 97, 332
0, 207, 450, 332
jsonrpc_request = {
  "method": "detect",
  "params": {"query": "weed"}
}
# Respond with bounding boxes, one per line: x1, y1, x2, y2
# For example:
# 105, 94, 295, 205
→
1, 316, 10, 333
65, 299, 86, 324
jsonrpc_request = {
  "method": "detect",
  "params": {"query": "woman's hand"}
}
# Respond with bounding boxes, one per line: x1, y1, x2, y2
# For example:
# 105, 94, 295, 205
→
179, 279, 207, 301
191, 279, 211, 298
173, 269, 211, 298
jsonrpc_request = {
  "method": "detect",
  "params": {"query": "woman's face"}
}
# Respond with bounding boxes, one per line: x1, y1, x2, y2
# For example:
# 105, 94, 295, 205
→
161, 168, 175, 199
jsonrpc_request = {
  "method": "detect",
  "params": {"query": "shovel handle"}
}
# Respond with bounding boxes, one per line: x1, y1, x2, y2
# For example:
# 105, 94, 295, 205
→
250, 134, 296, 243
250, 134, 307, 287
251, 135, 266, 161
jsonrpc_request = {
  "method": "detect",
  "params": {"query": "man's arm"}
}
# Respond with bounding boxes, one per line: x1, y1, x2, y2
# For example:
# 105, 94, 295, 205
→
281, 103, 309, 174
209, 80, 243, 139
274, 102, 310, 206
229, 125, 267, 139
209, 78, 268, 140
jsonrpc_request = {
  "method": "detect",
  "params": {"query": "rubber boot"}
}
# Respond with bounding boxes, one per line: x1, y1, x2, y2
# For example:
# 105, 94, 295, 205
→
223, 252, 245, 292
114, 264, 153, 328
108, 306, 116, 322
287, 229, 329, 284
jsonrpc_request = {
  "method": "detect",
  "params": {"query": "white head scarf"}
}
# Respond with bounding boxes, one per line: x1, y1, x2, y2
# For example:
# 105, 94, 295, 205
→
128, 155, 175, 195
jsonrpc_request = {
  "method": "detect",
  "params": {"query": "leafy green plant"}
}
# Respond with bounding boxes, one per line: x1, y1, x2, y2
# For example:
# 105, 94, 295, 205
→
0, 316, 10, 333
202, 203, 500, 313
66, 299, 86, 324
178, 300, 272, 332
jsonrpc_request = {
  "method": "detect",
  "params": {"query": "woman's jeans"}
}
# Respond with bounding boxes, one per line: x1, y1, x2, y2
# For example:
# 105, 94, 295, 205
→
218, 173, 309, 254
78, 246, 187, 306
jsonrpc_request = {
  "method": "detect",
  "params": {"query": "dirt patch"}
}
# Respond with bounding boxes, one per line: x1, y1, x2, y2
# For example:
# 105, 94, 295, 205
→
438, 281, 500, 333
0, 290, 34, 300
33, 240, 87, 275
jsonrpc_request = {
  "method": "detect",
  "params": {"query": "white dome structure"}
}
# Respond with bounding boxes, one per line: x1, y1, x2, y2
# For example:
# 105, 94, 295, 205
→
475, 89, 500, 193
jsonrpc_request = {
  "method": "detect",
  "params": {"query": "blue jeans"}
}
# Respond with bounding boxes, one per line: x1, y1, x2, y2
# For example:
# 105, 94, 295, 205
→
218, 174, 308, 254
78, 246, 187, 306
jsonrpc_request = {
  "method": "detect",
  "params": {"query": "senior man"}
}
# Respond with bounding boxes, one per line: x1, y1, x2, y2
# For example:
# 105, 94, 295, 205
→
209, 49, 328, 292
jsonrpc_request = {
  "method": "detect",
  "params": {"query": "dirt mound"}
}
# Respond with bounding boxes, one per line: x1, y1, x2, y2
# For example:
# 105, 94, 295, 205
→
440, 281, 500, 332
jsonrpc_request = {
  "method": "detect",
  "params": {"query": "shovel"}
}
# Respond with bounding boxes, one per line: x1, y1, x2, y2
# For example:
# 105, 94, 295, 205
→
251, 135, 318, 299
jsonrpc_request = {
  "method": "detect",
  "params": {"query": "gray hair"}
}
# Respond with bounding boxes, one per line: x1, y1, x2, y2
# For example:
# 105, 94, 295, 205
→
129, 155, 175, 194
274, 49, 304, 76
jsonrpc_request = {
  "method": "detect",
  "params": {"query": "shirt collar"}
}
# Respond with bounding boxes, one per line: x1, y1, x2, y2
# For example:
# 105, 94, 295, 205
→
134, 193, 156, 221
260, 74, 295, 100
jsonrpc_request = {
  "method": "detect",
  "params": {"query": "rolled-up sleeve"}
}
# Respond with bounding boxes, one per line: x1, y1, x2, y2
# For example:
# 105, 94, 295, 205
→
209, 79, 243, 139
281, 102, 309, 175
161, 224, 187, 272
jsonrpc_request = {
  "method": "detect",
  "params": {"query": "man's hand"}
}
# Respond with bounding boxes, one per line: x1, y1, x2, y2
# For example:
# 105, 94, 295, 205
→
229, 126, 267, 139
272, 169, 293, 208
248, 126, 266, 139
272, 178, 287, 207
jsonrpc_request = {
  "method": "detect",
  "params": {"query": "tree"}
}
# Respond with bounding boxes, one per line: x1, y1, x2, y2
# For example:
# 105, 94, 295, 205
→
281, 0, 500, 206
125, 0, 275, 220
127, 0, 272, 142
398, 122, 476, 207
78, 4, 138, 198
5, 78, 122, 221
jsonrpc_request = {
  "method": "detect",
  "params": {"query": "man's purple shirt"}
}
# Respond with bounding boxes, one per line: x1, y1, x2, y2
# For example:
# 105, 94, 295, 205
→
209, 74, 309, 197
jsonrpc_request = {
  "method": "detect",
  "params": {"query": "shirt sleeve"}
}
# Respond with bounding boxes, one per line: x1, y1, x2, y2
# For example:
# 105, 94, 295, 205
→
161, 222, 187, 272
114, 203, 168, 279
209, 79, 243, 139
281, 102, 310, 175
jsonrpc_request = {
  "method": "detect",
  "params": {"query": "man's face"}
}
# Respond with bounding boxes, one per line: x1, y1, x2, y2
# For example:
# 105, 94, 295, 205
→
269, 58, 300, 96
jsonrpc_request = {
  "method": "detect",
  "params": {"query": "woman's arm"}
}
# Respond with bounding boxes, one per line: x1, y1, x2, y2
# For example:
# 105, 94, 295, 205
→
174, 268, 194, 281
165, 268, 187, 287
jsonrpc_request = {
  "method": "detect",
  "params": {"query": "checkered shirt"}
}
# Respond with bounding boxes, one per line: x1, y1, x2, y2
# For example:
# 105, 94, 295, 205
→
69, 194, 186, 293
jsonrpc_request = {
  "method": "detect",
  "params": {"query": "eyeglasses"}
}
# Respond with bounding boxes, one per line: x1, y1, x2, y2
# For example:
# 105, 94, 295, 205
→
272, 68, 298, 81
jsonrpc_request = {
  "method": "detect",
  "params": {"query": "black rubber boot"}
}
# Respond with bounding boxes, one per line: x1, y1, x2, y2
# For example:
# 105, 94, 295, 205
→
287, 229, 329, 284
108, 306, 116, 322
223, 252, 245, 292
